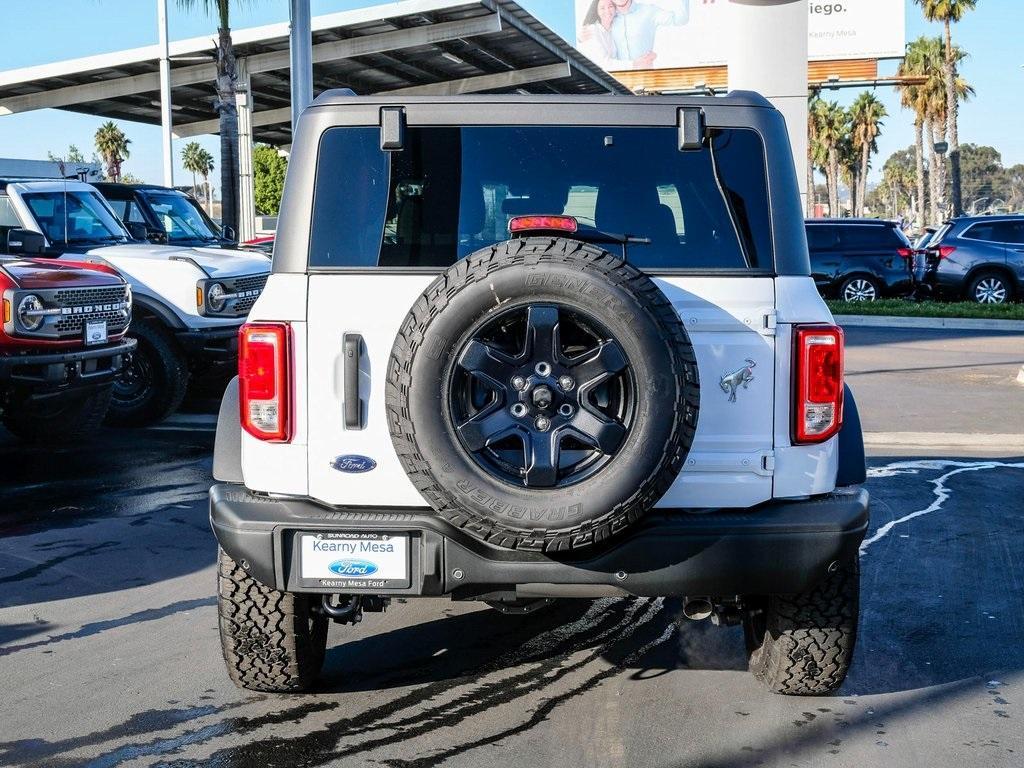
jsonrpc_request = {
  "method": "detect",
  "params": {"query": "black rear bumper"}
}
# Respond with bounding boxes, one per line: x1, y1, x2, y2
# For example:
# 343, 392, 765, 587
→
209, 484, 869, 599
175, 325, 240, 360
0, 338, 136, 392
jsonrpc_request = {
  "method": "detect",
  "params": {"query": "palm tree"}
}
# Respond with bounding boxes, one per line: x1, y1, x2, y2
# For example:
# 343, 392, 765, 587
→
817, 102, 849, 217
807, 96, 829, 214
94, 121, 131, 182
838, 135, 858, 217
916, 0, 976, 216
181, 141, 205, 198
897, 37, 935, 228
196, 148, 215, 214
850, 92, 887, 217
175, 0, 254, 234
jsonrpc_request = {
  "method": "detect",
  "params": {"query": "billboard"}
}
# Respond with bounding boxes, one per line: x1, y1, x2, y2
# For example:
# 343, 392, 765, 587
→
574, 0, 906, 72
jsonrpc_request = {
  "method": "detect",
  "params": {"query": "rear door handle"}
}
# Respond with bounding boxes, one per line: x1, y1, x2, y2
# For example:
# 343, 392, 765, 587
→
343, 333, 363, 430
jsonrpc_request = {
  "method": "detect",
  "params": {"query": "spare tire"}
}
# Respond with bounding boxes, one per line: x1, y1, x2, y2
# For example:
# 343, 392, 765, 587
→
385, 237, 699, 552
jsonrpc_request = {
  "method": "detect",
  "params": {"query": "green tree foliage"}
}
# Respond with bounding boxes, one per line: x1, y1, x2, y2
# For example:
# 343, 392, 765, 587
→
94, 121, 131, 182
253, 144, 287, 216
915, 0, 977, 215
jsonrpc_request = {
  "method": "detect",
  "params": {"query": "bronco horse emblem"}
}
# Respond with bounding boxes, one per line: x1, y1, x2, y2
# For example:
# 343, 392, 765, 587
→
720, 359, 756, 402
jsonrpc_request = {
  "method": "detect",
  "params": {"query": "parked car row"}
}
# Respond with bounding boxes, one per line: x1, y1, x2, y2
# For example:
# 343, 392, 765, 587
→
0, 178, 271, 441
806, 215, 1024, 304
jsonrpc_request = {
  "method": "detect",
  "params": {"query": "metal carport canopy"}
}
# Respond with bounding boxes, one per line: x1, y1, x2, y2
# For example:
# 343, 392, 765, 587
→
0, 0, 628, 146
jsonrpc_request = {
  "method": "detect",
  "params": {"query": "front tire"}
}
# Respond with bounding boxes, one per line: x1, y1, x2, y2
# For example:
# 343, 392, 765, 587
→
217, 549, 329, 692
3, 386, 112, 443
106, 319, 189, 427
744, 556, 859, 695
967, 271, 1013, 304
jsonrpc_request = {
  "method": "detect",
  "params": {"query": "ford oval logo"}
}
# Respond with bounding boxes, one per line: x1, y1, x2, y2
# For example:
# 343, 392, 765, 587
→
331, 455, 377, 473
328, 559, 378, 577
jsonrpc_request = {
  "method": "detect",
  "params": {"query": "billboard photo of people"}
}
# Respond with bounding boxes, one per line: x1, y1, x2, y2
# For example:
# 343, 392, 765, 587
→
576, 0, 690, 71
575, 0, 907, 72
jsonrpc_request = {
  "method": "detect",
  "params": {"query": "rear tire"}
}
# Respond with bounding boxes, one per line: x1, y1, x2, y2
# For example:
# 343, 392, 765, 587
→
106, 319, 189, 427
217, 548, 329, 692
838, 275, 880, 303
744, 556, 859, 695
3, 386, 112, 443
967, 271, 1013, 304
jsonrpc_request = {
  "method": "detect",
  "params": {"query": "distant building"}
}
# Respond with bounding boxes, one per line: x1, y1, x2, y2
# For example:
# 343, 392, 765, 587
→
0, 157, 102, 181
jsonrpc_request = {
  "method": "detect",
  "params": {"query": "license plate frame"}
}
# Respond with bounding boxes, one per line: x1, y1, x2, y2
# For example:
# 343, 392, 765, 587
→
84, 319, 108, 347
296, 531, 411, 590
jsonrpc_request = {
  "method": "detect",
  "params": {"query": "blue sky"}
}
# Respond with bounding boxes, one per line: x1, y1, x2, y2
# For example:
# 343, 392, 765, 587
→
0, 0, 1021, 187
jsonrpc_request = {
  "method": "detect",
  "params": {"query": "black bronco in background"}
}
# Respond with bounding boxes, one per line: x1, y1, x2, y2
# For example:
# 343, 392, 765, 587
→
95, 182, 238, 249
209, 92, 869, 697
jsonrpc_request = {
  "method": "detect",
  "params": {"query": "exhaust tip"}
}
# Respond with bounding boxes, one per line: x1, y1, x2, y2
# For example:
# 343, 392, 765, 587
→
682, 597, 713, 621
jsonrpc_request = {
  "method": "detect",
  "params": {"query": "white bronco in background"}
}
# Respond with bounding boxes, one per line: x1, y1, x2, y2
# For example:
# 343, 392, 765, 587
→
1, 179, 270, 425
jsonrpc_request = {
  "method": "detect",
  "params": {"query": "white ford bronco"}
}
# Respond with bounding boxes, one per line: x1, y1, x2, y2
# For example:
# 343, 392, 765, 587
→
1, 180, 271, 425
210, 92, 869, 696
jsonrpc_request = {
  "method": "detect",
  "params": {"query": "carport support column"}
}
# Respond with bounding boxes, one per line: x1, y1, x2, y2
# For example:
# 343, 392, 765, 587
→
235, 58, 256, 243
157, 0, 174, 187
289, 0, 313, 135
727, 0, 808, 215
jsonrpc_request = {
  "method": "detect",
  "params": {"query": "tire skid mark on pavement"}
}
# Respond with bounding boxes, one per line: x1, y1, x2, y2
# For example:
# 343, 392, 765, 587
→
35, 599, 633, 768
861, 459, 1024, 555
381, 610, 679, 768
135, 599, 668, 768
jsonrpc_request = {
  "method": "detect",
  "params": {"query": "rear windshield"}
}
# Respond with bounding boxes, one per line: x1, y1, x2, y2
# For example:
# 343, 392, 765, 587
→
309, 125, 771, 271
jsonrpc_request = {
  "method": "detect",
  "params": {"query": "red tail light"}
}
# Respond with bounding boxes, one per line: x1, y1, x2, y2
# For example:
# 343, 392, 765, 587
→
508, 215, 578, 234
793, 325, 844, 445
896, 247, 914, 259
937, 245, 957, 259
239, 322, 291, 442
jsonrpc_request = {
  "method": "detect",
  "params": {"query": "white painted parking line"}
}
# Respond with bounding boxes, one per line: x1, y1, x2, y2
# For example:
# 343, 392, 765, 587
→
861, 459, 1024, 554
147, 414, 218, 432
864, 432, 1024, 451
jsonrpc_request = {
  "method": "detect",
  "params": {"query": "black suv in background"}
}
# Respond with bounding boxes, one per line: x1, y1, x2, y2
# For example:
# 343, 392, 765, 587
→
94, 182, 238, 248
806, 219, 914, 301
918, 215, 1024, 304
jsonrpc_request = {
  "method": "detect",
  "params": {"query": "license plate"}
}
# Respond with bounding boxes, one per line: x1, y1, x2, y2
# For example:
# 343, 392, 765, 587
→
84, 320, 107, 346
299, 532, 408, 588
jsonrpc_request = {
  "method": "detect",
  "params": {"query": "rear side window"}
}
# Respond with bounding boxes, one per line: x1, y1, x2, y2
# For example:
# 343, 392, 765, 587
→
806, 225, 838, 251
836, 225, 903, 250
309, 125, 772, 271
963, 220, 1024, 244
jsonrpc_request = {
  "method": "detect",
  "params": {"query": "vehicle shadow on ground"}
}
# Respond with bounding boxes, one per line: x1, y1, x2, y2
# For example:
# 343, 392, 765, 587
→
315, 596, 746, 696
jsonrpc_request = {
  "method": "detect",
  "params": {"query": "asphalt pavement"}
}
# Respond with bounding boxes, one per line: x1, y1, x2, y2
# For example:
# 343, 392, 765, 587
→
0, 326, 1021, 768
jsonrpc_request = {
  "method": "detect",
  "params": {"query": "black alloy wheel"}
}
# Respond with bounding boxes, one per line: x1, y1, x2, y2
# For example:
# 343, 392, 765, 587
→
112, 347, 155, 408
448, 303, 635, 489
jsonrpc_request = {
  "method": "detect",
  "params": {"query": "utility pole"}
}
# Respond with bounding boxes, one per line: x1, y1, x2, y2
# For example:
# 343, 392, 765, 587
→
727, 0, 808, 214
157, 0, 174, 186
289, 0, 313, 136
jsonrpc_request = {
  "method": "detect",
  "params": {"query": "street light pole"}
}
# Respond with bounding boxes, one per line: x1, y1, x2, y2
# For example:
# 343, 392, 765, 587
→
289, 0, 313, 136
157, 0, 174, 187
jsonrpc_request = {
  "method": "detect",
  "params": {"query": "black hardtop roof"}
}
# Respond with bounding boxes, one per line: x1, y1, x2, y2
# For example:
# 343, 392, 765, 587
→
806, 218, 900, 227
310, 89, 774, 110
93, 182, 184, 193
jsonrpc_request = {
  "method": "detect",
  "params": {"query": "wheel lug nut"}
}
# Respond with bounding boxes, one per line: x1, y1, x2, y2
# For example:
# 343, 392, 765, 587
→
512, 376, 527, 391
558, 375, 575, 391
535, 416, 551, 432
